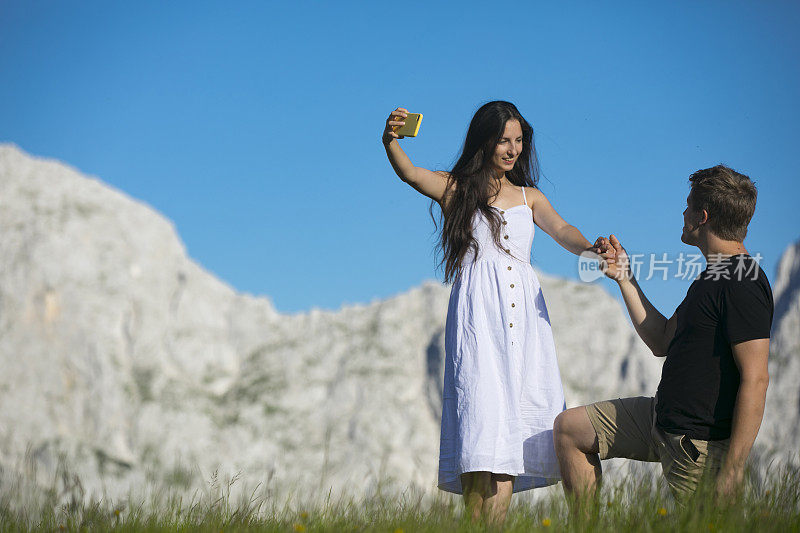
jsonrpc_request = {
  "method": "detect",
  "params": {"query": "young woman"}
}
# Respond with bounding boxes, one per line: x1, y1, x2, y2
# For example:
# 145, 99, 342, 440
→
382, 101, 597, 527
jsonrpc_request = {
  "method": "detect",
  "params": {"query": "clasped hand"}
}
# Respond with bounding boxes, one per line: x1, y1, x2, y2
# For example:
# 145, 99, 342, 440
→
590, 234, 633, 282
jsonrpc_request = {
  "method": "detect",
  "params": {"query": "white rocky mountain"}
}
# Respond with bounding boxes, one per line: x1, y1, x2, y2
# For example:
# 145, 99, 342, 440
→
0, 143, 796, 512
760, 239, 800, 463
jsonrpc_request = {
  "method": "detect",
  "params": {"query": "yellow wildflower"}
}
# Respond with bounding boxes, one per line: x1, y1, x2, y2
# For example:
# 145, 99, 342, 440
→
300, 511, 309, 520
394, 529, 404, 533
293, 524, 306, 533
657, 507, 667, 516
542, 518, 551, 527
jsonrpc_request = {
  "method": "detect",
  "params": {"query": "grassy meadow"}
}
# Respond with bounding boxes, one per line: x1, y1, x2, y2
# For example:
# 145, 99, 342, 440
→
1, 453, 799, 532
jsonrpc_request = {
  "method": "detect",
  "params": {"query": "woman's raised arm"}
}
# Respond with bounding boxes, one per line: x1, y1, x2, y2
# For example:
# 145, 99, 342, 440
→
382, 107, 450, 206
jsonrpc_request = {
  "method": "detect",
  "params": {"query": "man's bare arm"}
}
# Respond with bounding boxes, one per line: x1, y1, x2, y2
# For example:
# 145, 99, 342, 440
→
617, 276, 677, 356
596, 235, 677, 356
717, 338, 770, 495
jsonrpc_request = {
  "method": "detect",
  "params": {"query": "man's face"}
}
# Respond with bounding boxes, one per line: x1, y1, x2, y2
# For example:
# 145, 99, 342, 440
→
681, 193, 705, 245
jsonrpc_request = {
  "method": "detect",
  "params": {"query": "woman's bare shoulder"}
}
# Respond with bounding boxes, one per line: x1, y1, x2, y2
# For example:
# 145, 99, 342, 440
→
523, 186, 547, 208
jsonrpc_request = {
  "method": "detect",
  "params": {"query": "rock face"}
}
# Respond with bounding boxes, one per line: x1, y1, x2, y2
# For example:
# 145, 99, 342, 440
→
0, 143, 796, 511
760, 240, 800, 463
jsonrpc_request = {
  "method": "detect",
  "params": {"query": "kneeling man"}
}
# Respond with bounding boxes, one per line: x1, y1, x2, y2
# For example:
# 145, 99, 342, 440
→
554, 165, 774, 505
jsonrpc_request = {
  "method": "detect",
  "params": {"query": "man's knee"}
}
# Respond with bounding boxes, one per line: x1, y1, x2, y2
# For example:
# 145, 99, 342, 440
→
554, 407, 585, 440
553, 410, 569, 442
554, 407, 599, 454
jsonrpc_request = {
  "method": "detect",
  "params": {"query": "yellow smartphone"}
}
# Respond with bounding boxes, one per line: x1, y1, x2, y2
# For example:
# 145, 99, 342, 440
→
394, 112, 423, 137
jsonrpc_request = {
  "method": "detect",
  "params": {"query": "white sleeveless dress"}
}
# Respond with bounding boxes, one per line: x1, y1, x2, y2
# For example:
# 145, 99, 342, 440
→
437, 185, 565, 494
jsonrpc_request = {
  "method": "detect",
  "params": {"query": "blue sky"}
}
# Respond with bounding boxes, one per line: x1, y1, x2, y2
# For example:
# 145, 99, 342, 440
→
1, 1, 798, 315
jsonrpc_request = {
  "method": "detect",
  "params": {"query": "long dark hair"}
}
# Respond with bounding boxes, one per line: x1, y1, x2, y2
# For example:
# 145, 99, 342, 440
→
431, 101, 541, 284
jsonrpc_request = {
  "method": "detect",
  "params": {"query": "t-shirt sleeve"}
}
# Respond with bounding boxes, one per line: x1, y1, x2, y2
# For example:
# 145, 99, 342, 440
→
722, 279, 773, 344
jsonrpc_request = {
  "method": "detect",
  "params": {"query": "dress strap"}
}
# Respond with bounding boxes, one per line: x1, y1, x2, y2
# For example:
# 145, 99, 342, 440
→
520, 186, 527, 207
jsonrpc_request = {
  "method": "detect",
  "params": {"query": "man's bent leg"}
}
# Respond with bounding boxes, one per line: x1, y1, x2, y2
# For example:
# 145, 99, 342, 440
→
553, 407, 602, 502
557, 397, 661, 512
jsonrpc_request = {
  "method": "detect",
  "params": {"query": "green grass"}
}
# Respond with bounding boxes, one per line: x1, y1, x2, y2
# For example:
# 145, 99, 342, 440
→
1, 458, 799, 532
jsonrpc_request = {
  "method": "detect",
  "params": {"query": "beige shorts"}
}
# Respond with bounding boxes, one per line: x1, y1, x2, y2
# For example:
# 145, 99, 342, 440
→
585, 396, 730, 503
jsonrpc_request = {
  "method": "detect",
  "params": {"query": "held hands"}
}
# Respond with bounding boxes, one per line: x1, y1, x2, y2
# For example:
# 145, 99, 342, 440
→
592, 234, 632, 283
382, 107, 408, 144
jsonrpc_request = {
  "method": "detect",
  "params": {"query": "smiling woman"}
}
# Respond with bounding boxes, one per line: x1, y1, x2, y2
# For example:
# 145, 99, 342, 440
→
493, 120, 523, 174
381, 100, 598, 527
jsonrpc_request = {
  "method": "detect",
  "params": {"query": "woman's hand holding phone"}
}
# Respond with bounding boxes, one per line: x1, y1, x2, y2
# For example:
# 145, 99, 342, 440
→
383, 107, 408, 144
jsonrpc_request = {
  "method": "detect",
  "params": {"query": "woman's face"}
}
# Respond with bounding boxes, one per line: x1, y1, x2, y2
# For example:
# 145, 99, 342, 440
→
491, 119, 523, 176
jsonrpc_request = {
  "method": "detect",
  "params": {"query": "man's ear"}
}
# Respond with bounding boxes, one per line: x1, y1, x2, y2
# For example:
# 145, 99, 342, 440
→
698, 209, 709, 226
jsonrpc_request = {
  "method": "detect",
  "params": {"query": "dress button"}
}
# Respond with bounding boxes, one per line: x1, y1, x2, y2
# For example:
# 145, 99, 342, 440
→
504, 248, 510, 253
500, 210, 505, 214
510, 283, 515, 288
507, 266, 512, 270
502, 221, 507, 225
509, 323, 513, 327
511, 303, 515, 307
504, 235, 509, 239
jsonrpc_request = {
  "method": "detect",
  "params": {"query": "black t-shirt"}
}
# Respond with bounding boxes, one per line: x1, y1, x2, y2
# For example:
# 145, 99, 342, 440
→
655, 253, 774, 440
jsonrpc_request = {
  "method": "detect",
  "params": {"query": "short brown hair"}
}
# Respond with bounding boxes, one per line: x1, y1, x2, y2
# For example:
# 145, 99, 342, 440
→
688, 164, 757, 242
